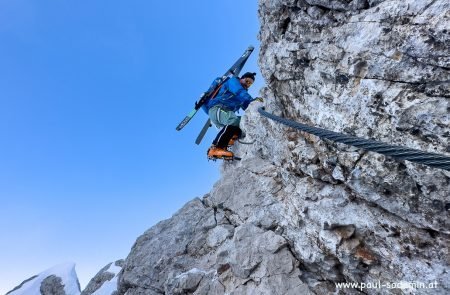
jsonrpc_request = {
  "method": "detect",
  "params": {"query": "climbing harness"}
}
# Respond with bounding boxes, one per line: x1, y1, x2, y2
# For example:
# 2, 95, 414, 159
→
258, 107, 450, 171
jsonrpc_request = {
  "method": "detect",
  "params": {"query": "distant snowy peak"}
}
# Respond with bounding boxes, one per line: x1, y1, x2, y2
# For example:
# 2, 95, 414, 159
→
7, 263, 81, 295
81, 260, 123, 295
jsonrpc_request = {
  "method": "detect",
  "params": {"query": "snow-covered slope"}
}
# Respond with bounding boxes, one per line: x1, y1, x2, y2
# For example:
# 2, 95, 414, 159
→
6, 263, 81, 295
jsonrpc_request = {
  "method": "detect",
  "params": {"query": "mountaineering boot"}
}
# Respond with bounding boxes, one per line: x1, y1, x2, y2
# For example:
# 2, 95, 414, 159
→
207, 145, 234, 160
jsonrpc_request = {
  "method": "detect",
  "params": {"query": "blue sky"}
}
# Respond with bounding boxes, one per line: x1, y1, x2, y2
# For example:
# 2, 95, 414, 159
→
0, 0, 263, 292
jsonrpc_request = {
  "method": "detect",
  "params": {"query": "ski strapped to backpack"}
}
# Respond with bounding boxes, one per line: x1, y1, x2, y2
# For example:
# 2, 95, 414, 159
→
175, 45, 254, 132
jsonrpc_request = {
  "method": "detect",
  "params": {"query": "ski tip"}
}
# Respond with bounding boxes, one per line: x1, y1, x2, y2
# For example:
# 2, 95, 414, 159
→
248, 45, 254, 51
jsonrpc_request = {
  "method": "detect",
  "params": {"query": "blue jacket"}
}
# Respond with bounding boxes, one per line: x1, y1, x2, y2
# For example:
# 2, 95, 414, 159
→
203, 77, 254, 113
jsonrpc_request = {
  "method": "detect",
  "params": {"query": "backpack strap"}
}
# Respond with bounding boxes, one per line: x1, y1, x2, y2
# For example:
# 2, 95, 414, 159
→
210, 83, 223, 100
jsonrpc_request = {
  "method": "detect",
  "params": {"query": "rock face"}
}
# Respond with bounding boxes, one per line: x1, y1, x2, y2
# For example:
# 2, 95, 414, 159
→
118, 198, 311, 295
116, 0, 449, 294
256, 0, 450, 234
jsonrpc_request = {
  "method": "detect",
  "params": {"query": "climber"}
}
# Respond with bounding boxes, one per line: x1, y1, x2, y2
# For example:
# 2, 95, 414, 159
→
204, 72, 264, 160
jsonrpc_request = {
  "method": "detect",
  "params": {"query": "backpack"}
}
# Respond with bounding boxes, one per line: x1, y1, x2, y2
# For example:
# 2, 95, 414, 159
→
201, 77, 225, 114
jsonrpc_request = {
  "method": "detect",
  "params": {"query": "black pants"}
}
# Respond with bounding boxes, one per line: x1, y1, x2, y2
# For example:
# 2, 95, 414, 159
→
213, 125, 242, 148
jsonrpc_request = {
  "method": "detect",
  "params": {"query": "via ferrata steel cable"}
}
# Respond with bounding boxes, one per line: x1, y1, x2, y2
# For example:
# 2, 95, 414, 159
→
258, 107, 450, 171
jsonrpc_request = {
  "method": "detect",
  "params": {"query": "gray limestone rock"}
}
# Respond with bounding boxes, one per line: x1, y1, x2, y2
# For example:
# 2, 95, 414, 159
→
116, 197, 311, 294
118, 198, 218, 294
40, 275, 65, 295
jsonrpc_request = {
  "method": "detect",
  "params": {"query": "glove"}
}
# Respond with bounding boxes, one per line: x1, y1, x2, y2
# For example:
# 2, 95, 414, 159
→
253, 97, 264, 103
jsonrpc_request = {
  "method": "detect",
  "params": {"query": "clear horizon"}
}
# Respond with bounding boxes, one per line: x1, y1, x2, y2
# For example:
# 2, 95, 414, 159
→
0, 0, 263, 292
